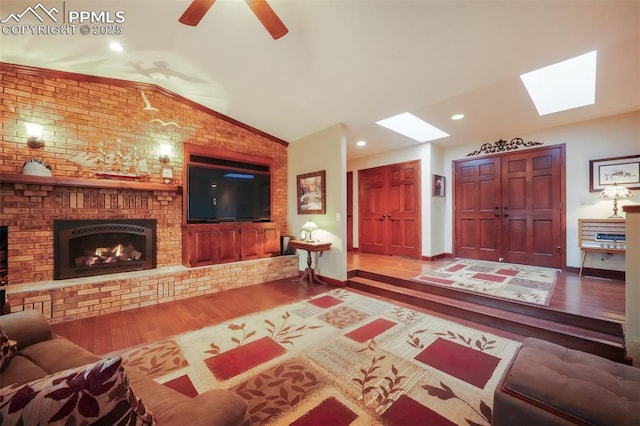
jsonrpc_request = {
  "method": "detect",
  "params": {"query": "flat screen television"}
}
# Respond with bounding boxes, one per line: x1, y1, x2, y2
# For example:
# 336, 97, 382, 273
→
187, 163, 271, 223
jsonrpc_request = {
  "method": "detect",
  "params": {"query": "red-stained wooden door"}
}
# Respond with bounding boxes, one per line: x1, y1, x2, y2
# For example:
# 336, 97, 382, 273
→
359, 161, 421, 258
454, 156, 502, 261
454, 145, 565, 269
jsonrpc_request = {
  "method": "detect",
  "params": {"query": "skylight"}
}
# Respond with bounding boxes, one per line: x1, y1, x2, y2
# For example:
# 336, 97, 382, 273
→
376, 112, 449, 142
520, 50, 597, 116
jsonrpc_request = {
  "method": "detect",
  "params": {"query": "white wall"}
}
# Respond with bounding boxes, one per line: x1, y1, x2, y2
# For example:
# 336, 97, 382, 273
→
347, 110, 640, 269
288, 124, 347, 281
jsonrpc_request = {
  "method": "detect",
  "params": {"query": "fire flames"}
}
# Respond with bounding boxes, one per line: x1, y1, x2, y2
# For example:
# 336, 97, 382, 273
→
76, 244, 142, 266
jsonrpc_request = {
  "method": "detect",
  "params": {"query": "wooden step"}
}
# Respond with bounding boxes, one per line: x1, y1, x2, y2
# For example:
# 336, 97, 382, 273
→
354, 270, 625, 337
348, 275, 627, 363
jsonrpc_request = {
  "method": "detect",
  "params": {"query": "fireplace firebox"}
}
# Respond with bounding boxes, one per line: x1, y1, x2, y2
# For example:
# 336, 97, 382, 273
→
54, 219, 157, 280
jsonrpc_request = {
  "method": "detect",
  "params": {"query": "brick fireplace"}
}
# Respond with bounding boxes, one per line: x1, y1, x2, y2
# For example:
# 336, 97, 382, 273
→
0, 64, 293, 323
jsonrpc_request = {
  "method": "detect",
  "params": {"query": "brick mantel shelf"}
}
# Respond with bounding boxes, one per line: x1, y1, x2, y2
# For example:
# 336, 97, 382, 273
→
0, 173, 182, 202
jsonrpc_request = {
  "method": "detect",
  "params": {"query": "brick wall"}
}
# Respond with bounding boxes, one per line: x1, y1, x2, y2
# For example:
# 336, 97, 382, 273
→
0, 64, 294, 320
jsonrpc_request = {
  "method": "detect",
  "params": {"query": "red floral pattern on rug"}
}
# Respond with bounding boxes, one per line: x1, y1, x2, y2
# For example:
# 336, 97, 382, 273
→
118, 289, 520, 425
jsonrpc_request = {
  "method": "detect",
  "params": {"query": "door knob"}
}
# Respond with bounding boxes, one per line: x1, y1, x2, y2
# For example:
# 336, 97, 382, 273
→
503, 214, 509, 217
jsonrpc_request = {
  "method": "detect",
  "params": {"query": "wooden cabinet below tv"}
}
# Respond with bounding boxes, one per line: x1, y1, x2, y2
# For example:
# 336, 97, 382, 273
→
182, 222, 280, 267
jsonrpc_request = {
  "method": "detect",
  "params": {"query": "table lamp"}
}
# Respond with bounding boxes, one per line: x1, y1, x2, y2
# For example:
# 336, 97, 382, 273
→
599, 183, 632, 218
302, 221, 318, 242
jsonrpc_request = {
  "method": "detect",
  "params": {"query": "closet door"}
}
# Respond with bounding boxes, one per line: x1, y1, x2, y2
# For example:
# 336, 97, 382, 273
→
454, 145, 565, 269
358, 161, 421, 258
501, 146, 563, 268
387, 162, 420, 257
454, 156, 502, 261
359, 166, 387, 255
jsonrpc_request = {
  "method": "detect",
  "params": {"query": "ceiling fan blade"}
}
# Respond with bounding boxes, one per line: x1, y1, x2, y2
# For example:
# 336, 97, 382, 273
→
179, 0, 216, 26
245, 0, 288, 40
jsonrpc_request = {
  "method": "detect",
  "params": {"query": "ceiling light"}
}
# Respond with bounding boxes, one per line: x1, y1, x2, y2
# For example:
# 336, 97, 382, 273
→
109, 41, 123, 52
356, 140, 367, 147
520, 50, 597, 116
451, 113, 464, 120
376, 112, 449, 142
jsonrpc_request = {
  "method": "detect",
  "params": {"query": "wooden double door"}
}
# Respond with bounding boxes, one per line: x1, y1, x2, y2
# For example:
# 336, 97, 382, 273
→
358, 160, 421, 258
454, 145, 565, 269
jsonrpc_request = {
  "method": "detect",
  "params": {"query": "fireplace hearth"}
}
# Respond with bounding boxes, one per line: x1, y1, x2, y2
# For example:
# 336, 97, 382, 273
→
54, 219, 156, 280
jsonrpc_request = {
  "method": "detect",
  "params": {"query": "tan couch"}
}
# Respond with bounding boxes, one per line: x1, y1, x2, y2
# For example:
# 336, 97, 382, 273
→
0, 310, 249, 425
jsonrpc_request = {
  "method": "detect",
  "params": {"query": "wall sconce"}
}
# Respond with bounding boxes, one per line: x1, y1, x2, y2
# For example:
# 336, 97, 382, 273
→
301, 220, 318, 242
159, 143, 172, 164
25, 123, 45, 149
600, 182, 632, 218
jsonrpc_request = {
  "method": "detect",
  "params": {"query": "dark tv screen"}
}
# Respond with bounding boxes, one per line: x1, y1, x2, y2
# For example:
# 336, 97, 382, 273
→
187, 164, 271, 222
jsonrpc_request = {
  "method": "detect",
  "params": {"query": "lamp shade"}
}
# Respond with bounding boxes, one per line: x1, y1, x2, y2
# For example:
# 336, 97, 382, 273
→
302, 221, 318, 231
599, 183, 632, 200
599, 183, 632, 218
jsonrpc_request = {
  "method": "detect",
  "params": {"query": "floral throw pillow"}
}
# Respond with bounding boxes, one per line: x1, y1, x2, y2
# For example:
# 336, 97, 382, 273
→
0, 356, 155, 425
0, 327, 17, 370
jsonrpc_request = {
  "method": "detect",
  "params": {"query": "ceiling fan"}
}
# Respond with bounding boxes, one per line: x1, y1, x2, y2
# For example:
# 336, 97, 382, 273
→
179, 0, 288, 40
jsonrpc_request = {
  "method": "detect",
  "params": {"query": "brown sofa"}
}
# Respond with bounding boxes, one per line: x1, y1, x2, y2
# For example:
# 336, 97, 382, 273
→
493, 337, 640, 426
0, 310, 249, 425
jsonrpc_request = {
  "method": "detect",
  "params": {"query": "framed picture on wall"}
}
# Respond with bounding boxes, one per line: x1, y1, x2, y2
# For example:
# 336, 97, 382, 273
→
433, 174, 446, 197
589, 155, 640, 192
297, 170, 326, 214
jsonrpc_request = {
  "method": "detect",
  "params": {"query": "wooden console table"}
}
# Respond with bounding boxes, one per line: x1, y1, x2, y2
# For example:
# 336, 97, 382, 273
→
289, 240, 332, 285
578, 218, 626, 277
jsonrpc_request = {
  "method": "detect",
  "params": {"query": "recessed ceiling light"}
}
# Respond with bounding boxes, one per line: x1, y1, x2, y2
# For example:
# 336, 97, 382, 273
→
520, 50, 597, 116
109, 41, 123, 52
451, 113, 464, 120
376, 112, 449, 142
356, 140, 367, 147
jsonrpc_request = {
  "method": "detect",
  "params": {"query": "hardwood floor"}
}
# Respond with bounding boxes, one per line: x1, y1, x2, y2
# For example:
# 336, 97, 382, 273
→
53, 252, 625, 358
347, 252, 625, 322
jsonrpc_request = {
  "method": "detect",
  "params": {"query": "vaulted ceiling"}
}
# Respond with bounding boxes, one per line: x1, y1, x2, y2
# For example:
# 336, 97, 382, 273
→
1, 0, 638, 159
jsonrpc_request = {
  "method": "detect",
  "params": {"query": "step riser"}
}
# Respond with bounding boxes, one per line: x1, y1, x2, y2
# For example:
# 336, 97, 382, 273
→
354, 270, 623, 337
348, 279, 627, 363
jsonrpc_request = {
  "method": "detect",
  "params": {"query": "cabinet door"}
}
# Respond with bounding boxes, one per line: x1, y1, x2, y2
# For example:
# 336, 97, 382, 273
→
191, 229, 216, 266
262, 225, 280, 256
186, 226, 240, 266
241, 223, 280, 259
241, 226, 262, 260
217, 226, 241, 263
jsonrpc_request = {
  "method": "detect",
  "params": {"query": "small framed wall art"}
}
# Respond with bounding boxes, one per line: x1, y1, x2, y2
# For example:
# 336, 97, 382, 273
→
297, 170, 326, 214
433, 174, 446, 197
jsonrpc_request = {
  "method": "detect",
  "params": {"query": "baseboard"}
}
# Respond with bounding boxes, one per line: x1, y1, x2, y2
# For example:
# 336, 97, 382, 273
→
565, 266, 625, 281
421, 253, 453, 261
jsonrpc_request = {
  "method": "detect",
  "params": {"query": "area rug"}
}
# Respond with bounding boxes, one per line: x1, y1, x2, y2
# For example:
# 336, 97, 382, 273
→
116, 289, 520, 425
414, 259, 559, 306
